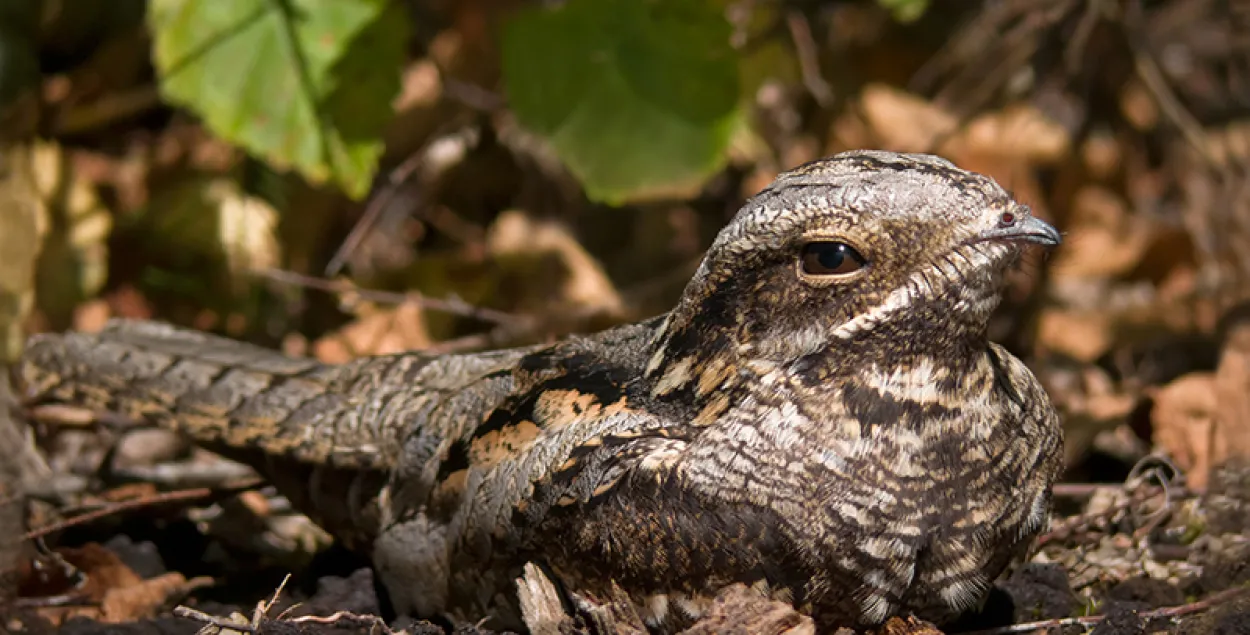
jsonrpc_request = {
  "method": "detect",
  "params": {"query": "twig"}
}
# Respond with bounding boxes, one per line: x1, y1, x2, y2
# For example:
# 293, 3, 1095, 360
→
1127, 455, 1183, 538
19, 479, 262, 542
27, 404, 141, 429
10, 593, 96, 609
1039, 456, 1193, 548
174, 606, 256, 633
324, 125, 480, 277
441, 77, 506, 112
324, 149, 426, 278
1051, 483, 1120, 498
52, 85, 162, 136
110, 460, 259, 490
290, 611, 400, 633
1123, 0, 1219, 168
963, 586, 1250, 635
256, 267, 523, 325
257, 573, 292, 622
177, 575, 399, 635
174, 607, 252, 633
785, 9, 835, 107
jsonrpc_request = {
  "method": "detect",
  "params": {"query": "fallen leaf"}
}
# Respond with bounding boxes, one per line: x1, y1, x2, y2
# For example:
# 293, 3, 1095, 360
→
1211, 311, 1250, 487
1120, 78, 1159, 132
1081, 129, 1122, 180
1050, 187, 1156, 280
1150, 372, 1217, 488
487, 209, 624, 318
71, 299, 111, 333
1037, 309, 1114, 362
25, 543, 210, 625
856, 83, 958, 153
960, 103, 1071, 163
313, 302, 431, 363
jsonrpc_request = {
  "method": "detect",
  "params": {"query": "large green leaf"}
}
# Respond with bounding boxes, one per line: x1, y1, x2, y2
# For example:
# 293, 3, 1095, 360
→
502, 0, 741, 204
148, 0, 408, 199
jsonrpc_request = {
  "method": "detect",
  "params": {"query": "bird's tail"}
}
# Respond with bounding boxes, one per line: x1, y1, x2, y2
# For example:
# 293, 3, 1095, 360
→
14, 319, 403, 543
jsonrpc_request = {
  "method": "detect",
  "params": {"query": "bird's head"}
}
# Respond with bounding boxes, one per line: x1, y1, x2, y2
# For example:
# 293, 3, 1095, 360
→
647, 150, 1060, 386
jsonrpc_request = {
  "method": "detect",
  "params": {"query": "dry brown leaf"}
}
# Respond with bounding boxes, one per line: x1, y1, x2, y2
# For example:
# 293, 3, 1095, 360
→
313, 302, 431, 364
392, 59, 443, 113
833, 88, 1058, 248
959, 104, 1071, 163
1150, 372, 1218, 488
103, 285, 156, 322
1051, 187, 1155, 280
856, 84, 959, 154
28, 543, 207, 625
843, 87, 1069, 171
1210, 316, 1250, 486
1119, 78, 1160, 132
1037, 309, 1114, 362
1048, 363, 1139, 469
97, 572, 202, 623
487, 209, 625, 318
71, 299, 111, 333
1148, 310, 1250, 489
1081, 130, 1122, 180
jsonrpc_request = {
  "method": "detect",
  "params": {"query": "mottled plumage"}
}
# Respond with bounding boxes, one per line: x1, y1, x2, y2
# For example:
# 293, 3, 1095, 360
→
15, 150, 1064, 632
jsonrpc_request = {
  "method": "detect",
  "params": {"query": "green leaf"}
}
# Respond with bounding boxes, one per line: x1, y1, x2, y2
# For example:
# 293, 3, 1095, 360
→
502, 0, 741, 204
148, 0, 408, 199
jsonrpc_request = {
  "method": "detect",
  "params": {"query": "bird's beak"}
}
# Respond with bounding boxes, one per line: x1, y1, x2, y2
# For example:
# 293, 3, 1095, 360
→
981, 215, 1062, 247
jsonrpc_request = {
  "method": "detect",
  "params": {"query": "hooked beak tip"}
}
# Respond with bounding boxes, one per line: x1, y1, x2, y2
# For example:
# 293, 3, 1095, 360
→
983, 215, 1062, 247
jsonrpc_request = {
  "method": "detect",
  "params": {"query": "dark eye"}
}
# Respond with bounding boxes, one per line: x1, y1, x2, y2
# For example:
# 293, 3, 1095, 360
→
800, 241, 867, 276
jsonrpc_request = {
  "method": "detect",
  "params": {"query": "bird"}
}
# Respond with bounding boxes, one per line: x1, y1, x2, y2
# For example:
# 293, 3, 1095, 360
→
15, 150, 1065, 633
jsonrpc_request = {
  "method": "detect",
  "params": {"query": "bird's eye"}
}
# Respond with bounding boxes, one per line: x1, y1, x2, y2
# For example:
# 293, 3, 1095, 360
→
800, 241, 867, 276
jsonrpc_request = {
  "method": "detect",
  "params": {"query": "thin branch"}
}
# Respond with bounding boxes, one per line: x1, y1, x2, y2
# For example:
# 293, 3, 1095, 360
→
1039, 457, 1193, 548
257, 573, 292, 622
174, 606, 256, 633
1050, 483, 1115, 498
256, 267, 523, 325
1123, 0, 1219, 168
290, 611, 400, 633
52, 85, 162, 136
324, 143, 429, 278
785, 9, 835, 107
325, 125, 480, 277
19, 480, 262, 543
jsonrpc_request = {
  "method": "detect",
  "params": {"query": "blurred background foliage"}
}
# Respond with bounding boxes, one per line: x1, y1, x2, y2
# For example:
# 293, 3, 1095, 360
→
1, 0, 1249, 485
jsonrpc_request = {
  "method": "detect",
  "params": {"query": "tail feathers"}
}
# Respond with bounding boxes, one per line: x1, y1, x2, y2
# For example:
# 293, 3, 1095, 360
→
17, 319, 398, 471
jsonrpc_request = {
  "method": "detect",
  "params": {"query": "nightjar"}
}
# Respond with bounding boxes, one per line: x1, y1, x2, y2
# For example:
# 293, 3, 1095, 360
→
17, 150, 1065, 632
